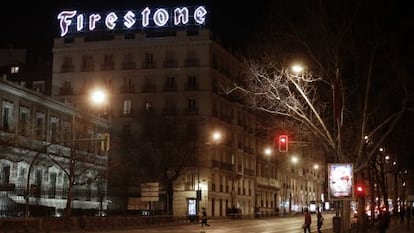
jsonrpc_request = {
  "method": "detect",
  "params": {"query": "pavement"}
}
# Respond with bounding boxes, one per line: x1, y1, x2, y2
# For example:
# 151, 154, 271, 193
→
382, 220, 413, 233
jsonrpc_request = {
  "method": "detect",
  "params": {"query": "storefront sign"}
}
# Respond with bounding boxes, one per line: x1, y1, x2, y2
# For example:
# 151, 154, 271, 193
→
58, 5, 207, 37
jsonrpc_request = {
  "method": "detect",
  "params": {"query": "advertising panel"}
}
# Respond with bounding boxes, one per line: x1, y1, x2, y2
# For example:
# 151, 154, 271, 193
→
328, 163, 354, 200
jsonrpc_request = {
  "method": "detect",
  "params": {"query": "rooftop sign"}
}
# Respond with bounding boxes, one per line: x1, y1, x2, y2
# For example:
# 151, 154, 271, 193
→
57, 6, 207, 37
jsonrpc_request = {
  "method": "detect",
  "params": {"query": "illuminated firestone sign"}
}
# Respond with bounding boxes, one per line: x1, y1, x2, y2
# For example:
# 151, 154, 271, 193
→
57, 5, 207, 37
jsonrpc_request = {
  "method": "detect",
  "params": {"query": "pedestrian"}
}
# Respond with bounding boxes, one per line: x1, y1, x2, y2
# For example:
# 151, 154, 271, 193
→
400, 207, 405, 224
376, 210, 388, 233
316, 208, 324, 233
406, 206, 411, 230
201, 207, 210, 227
303, 208, 311, 233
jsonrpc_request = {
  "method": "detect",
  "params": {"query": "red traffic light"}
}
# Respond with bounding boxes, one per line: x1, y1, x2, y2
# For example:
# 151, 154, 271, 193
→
356, 185, 365, 197
278, 135, 288, 152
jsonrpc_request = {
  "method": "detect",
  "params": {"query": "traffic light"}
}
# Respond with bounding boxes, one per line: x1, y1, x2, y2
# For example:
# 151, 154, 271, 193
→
278, 135, 288, 152
355, 185, 365, 197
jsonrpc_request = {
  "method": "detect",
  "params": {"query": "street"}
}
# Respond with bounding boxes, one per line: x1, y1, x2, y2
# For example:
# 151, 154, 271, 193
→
91, 213, 335, 233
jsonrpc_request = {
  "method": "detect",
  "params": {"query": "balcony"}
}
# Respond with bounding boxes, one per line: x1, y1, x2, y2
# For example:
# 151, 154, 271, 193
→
161, 108, 178, 116
162, 84, 177, 92
121, 62, 136, 70
256, 177, 281, 189
184, 58, 200, 67
141, 84, 156, 93
81, 65, 95, 72
142, 62, 156, 69
120, 85, 135, 93
60, 64, 74, 73
163, 60, 178, 68
58, 87, 74, 95
183, 108, 199, 115
101, 63, 115, 71
184, 83, 199, 91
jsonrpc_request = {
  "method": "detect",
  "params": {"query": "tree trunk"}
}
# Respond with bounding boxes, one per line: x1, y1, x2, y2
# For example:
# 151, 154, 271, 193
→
341, 200, 351, 233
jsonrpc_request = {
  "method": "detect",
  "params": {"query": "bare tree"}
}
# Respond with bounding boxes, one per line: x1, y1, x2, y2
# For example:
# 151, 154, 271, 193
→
109, 113, 198, 215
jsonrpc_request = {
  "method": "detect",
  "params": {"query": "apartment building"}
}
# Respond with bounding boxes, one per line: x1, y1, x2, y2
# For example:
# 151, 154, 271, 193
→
51, 28, 325, 217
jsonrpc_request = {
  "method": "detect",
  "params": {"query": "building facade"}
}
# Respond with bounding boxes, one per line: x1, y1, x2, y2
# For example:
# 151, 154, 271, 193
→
0, 79, 109, 216
51, 29, 325, 217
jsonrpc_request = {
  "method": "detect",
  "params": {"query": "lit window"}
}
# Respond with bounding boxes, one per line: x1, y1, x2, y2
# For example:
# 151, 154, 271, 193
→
10, 66, 19, 74
123, 100, 131, 114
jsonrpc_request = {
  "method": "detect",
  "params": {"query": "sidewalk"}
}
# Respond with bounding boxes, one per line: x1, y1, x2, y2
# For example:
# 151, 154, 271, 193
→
386, 220, 413, 233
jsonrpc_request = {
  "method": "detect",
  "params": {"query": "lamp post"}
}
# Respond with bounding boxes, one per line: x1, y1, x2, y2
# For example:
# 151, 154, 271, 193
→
197, 130, 222, 215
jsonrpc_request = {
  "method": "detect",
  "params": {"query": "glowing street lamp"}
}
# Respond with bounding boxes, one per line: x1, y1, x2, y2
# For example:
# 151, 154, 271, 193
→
90, 88, 107, 105
291, 64, 304, 75
212, 131, 222, 143
264, 147, 272, 156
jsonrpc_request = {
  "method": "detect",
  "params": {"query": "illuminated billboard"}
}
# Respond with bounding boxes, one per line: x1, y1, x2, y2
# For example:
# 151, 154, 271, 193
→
57, 5, 207, 37
328, 163, 354, 200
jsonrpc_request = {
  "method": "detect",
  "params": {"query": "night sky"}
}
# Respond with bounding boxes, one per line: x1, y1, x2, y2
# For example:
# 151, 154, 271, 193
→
1, 1, 413, 174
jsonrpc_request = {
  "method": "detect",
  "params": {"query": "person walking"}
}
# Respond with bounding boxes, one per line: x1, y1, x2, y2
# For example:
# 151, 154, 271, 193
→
316, 208, 324, 233
400, 207, 406, 224
201, 207, 210, 227
303, 208, 311, 233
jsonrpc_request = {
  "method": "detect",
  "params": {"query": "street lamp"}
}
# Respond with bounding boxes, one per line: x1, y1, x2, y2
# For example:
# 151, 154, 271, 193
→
197, 130, 222, 214
67, 88, 108, 217
264, 147, 272, 157
89, 88, 106, 105
291, 64, 304, 74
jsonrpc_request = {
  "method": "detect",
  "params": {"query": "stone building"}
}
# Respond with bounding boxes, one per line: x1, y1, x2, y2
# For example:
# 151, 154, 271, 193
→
0, 79, 110, 216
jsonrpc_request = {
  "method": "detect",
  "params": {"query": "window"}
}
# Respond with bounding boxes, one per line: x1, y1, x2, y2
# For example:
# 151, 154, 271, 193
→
35, 112, 45, 140
125, 53, 133, 63
123, 99, 132, 115
122, 53, 135, 69
33, 81, 45, 93
165, 76, 176, 90
145, 100, 152, 111
18, 168, 26, 188
49, 116, 58, 142
143, 52, 155, 68
187, 75, 198, 89
81, 55, 94, 71
64, 81, 71, 88
19, 106, 29, 136
103, 54, 114, 65
0, 165, 10, 184
144, 52, 153, 63
49, 173, 57, 198
187, 98, 197, 112
61, 56, 74, 72
10, 66, 19, 74
102, 54, 114, 70
2, 101, 13, 132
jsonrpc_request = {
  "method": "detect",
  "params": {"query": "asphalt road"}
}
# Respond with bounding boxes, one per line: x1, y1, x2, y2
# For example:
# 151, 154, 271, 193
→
88, 213, 336, 233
